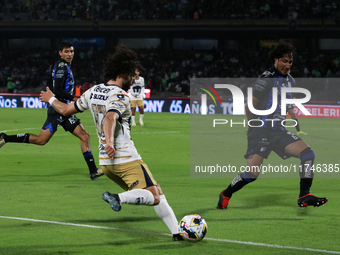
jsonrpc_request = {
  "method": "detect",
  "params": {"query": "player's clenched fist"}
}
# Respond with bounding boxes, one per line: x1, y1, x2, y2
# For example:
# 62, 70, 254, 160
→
105, 144, 116, 159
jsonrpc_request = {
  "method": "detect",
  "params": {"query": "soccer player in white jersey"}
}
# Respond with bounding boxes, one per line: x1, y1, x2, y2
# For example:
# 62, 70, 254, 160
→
39, 45, 184, 242
128, 70, 145, 126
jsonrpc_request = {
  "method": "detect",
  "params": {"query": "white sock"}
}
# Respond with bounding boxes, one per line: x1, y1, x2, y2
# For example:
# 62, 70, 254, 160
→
153, 195, 180, 235
118, 189, 154, 205
131, 116, 136, 123
140, 114, 144, 121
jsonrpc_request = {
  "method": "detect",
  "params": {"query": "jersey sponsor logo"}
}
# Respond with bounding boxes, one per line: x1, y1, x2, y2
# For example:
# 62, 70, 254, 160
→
56, 70, 65, 74
89, 93, 109, 100
110, 102, 123, 108
130, 180, 139, 189
254, 79, 267, 91
93, 86, 112, 94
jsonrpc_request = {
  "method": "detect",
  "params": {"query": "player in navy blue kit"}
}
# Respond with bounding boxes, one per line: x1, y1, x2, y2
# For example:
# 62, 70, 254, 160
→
217, 42, 327, 210
0, 41, 102, 180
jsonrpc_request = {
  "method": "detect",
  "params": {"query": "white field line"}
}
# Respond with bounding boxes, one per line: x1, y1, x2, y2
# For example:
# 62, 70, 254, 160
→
1, 215, 339, 254
1, 127, 41, 132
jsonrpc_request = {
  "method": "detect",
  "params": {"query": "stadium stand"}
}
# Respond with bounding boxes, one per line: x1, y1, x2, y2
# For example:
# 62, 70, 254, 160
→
0, 0, 339, 101
1, 46, 340, 99
0, 0, 339, 22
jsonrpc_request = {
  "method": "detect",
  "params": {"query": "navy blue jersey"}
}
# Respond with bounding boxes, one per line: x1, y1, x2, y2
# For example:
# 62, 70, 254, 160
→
251, 66, 295, 131
51, 59, 75, 104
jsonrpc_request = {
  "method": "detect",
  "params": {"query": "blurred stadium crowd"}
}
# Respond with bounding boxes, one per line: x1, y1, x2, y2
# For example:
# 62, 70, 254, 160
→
1, 46, 340, 96
0, 0, 338, 22
1, 0, 340, 100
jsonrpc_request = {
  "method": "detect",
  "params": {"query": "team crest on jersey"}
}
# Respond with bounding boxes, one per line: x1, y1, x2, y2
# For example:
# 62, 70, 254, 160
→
262, 70, 274, 77
262, 71, 270, 76
117, 94, 125, 101
58, 62, 65, 68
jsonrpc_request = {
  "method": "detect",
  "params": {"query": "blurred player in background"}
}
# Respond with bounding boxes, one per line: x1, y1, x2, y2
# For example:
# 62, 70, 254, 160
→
39, 45, 184, 242
217, 42, 327, 210
129, 69, 145, 126
287, 105, 307, 135
286, 69, 306, 135
0, 41, 102, 180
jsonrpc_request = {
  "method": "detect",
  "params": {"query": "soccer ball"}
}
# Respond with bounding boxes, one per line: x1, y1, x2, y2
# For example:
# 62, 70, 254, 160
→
179, 214, 207, 242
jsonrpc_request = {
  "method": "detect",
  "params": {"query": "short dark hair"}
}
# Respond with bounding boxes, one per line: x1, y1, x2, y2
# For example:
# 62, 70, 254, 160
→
269, 42, 296, 62
59, 41, 73, 51
104, 45, 143, 81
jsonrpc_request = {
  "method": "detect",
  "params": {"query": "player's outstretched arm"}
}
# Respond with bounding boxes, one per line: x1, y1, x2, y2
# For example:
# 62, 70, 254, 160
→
40, 87, 78, 116
103, 111, 119, 159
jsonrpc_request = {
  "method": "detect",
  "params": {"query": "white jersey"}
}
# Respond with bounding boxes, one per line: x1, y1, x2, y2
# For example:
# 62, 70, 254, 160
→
75, 83, 141, 165
129, 76, 145, 100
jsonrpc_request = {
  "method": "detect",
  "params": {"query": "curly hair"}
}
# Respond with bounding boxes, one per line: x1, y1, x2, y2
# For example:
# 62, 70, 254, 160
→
268, 42, 296, 62
104, 45, 143, 81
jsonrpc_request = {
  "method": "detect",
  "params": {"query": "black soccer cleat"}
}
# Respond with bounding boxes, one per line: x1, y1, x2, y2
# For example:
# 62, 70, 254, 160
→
297, 193, 328, 208
217, 189, 230, 210
0, 132, 7, 148
90, 168, 104, 180
172, 233, 184, 242
102, 191, 121, 211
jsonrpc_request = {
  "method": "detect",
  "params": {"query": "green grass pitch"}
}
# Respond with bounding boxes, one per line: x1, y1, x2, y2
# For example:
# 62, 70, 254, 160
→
0, 107, 339, 255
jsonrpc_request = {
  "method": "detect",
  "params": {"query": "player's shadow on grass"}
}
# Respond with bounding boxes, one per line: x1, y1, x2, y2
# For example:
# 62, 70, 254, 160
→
75, 216, 158, 224
188, 193, 294, 217
0, 241, 134, 255
240, 193, 292, 209
142, 242, 195, 251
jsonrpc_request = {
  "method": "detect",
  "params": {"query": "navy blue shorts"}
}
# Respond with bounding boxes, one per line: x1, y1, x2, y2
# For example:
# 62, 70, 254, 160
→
244, 127, 302, 160
42, 106, 81, 133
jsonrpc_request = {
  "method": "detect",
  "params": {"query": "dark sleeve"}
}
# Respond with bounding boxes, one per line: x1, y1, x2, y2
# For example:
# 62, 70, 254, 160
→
53, 65, 74, 101
289, 76, 296, 98
252, 77, 273, 100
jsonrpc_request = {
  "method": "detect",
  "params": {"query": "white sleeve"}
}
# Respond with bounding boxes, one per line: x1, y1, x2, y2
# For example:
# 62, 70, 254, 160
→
75, 89, 90, 112
141, 77, 145, 98
141, 85, 145, 99
106, 92, 129, 116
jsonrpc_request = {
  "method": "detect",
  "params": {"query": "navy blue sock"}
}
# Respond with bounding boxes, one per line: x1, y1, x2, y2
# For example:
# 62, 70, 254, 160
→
299, 147, 315, 197
294, 118, 300, 132
5, 133, 30, 143
83, 150, 98, 174
223, 172, 257, 198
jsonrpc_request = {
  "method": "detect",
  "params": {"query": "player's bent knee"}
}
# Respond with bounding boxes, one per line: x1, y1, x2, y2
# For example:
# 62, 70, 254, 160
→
35, 137, 50, 145
145, 185, 161, 205
299, 147, 315, 160
153, 195, 160, 205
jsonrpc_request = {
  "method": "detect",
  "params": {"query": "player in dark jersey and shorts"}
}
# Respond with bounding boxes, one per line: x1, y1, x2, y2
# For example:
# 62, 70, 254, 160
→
0, 41, 103, 180
217, 42, 327, 210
